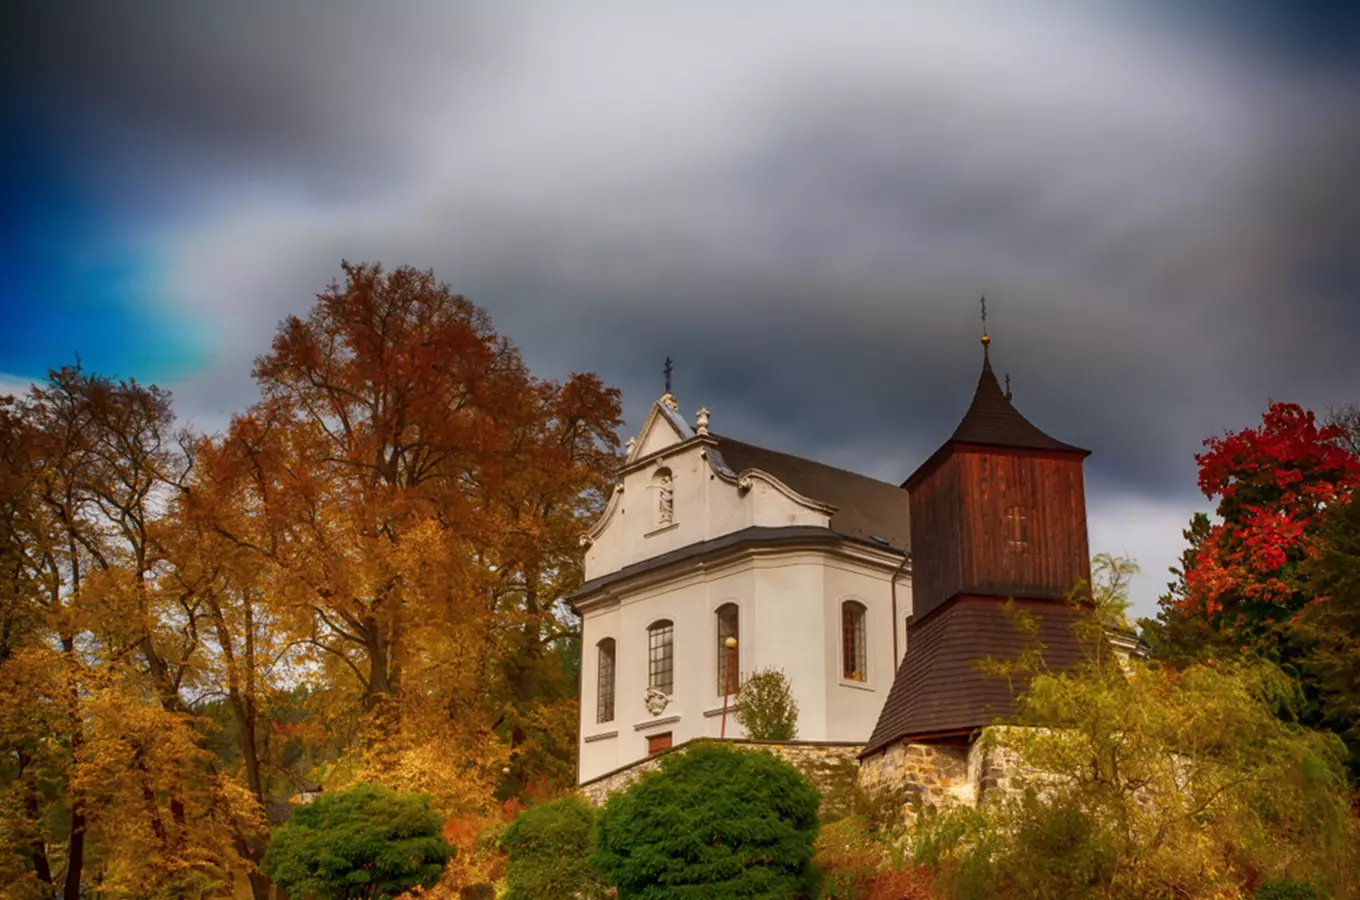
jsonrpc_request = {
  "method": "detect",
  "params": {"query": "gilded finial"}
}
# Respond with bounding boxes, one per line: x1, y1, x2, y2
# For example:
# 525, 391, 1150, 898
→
980, 296, 990, 347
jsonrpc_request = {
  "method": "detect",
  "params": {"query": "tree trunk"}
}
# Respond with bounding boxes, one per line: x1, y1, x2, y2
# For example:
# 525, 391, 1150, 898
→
18, 751, 53, 887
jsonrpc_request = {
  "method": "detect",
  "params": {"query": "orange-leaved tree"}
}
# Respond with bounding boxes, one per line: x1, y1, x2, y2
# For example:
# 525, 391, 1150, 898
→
208, 262, 621, 823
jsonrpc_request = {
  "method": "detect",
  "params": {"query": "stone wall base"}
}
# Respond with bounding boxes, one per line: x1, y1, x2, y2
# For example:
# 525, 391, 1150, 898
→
579, 729, 1026, 826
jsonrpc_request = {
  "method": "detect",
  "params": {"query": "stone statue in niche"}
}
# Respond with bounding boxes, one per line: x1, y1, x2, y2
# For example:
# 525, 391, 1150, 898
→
645, 687, 670, 716
657, 471, 674, 526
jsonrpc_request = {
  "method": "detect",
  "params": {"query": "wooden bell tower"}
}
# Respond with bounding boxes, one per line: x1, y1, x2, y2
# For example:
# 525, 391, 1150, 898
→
866, 324, 1093, 750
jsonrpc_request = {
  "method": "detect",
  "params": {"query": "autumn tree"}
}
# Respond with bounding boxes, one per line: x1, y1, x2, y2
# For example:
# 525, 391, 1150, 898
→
0, 370, 267, 898
1147, 401, 1360, 659
211, 262, 621, 819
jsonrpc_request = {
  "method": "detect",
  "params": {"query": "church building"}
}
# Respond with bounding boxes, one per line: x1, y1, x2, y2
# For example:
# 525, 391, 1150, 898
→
572, 331, 1093, 785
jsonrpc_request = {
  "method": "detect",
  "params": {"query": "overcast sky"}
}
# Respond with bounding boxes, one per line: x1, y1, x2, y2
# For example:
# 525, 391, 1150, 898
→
4, 1, 1359, 618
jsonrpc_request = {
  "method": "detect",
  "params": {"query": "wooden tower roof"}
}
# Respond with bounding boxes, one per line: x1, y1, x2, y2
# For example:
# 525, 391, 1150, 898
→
905, 345, 1088, 490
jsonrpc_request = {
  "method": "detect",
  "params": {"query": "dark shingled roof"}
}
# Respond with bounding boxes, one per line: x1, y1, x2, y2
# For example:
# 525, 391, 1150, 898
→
712, 435, 911, 552
862, 595, 1090, 755
950, 351, 1087, 453
904, 349, 1087, 489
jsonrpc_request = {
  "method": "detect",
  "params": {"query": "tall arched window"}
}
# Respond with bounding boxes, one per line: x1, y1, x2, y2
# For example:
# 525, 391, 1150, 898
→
648, 620, 674, 695
842, 601, 867, 682
596, 638, 616, 724
716, 603, 739, 695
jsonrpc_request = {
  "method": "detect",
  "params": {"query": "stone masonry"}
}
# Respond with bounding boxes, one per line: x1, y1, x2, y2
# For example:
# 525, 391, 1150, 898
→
580, 731, 1025, 825
580, 740, 863, 813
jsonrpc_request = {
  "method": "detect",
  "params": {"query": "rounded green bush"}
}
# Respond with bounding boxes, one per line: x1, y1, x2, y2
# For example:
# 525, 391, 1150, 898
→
500, 795, 608, 900
1254, 879, 1322, 900
592, 743, 821, 898
262, 783, 451, 900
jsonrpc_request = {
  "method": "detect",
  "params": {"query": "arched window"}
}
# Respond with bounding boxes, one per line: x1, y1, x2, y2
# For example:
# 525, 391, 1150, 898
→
716, 603, 739, 695
596, 639, 616, 724
842, 601, 867, 682
648, 620, 674, 695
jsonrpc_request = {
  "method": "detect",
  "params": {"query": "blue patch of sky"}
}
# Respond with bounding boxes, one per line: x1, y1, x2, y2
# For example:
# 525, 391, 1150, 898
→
0, 111, 210, 386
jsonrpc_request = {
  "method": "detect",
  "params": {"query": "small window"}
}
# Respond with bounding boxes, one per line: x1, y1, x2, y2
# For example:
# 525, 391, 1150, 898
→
648, 620, 674, 695
596, 639, 616, 724
716, 603, 739, 695
1005, 505, 1031, 553
647, 732, 673, 755
842, 601, 867, 682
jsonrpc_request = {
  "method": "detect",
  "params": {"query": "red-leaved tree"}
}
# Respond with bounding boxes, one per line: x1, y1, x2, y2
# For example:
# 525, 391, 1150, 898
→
1156, 401, 1360, 657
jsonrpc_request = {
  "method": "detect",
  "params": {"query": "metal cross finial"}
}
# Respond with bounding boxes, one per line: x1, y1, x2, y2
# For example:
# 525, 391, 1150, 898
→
1005, 373, 1012, 400
980, 296, 988, 336
663, 357, 673, 395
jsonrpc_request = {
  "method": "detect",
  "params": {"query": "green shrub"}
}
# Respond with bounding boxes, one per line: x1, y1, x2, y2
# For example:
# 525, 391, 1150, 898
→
593, 743, 820, 898
1254, 879, 1323, 900
262, 783, 451, 900
734, 667, 799, 741
500, 795, 608, 900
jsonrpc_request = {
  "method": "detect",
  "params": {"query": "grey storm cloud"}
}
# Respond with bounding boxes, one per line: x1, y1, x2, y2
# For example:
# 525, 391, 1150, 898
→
9, 0, 1360, 613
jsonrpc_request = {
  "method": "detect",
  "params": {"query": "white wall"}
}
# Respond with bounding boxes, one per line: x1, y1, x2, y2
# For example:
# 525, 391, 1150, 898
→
576, 398, 910, 784
583, 418, 830, 580
577, 546, 911, 783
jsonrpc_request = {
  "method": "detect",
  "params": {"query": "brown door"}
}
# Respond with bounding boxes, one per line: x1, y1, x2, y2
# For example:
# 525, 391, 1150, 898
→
647, 732, 673, 755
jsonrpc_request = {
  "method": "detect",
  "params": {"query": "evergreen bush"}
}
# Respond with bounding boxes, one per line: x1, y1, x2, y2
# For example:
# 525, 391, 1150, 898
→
500, 794, 608, 900
262, 783, 451, 900
593, 743, 821, 898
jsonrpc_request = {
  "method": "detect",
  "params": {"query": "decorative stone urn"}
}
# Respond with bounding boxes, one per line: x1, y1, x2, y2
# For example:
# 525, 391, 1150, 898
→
644, 687, 671, 717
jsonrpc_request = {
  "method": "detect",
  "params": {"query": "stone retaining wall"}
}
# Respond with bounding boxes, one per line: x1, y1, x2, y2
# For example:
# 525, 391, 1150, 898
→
579, 740, 863, 811
580, 730, 1027, 825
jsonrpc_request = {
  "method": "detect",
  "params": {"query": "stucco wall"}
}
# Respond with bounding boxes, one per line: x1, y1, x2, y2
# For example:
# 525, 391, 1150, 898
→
583, 437, 831, 579
577, 547, 907, 783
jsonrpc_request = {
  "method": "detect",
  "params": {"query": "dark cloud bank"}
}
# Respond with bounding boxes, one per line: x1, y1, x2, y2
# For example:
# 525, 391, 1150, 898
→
8, 1, 1360, 613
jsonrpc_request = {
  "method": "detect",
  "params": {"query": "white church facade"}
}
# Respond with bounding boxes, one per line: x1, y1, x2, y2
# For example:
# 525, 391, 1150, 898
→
570, 390, 912, 784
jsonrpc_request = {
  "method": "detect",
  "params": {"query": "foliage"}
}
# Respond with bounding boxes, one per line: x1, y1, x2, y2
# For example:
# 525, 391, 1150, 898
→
812, 816, 932, 900
1254, 879, 1324, 900
0, 263, 621, 897
263, 783, 451, 899
734, 666, 800, 741
593, 743, 821, 898
914, 559, 1359, 900
1148, 400, 1360, 659
1294, 490, 1360, 778
500, 795, 607, 900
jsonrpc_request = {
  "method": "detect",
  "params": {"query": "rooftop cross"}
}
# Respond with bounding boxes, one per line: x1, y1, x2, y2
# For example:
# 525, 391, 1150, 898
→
980, 296, 991, 353
663, 356, 673, 395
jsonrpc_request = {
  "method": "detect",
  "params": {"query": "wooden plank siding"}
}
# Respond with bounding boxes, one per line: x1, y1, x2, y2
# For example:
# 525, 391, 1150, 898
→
909, 447, 1089, 621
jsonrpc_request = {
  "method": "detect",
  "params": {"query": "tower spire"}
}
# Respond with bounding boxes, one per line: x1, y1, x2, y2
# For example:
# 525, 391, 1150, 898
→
980, 296, 991, 357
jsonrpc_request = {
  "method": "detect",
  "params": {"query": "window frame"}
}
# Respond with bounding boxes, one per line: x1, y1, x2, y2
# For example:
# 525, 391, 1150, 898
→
596, 638, 616, 724
841, 600, 869, 683
647, 619, 675, 695
715, 602, 740, 696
